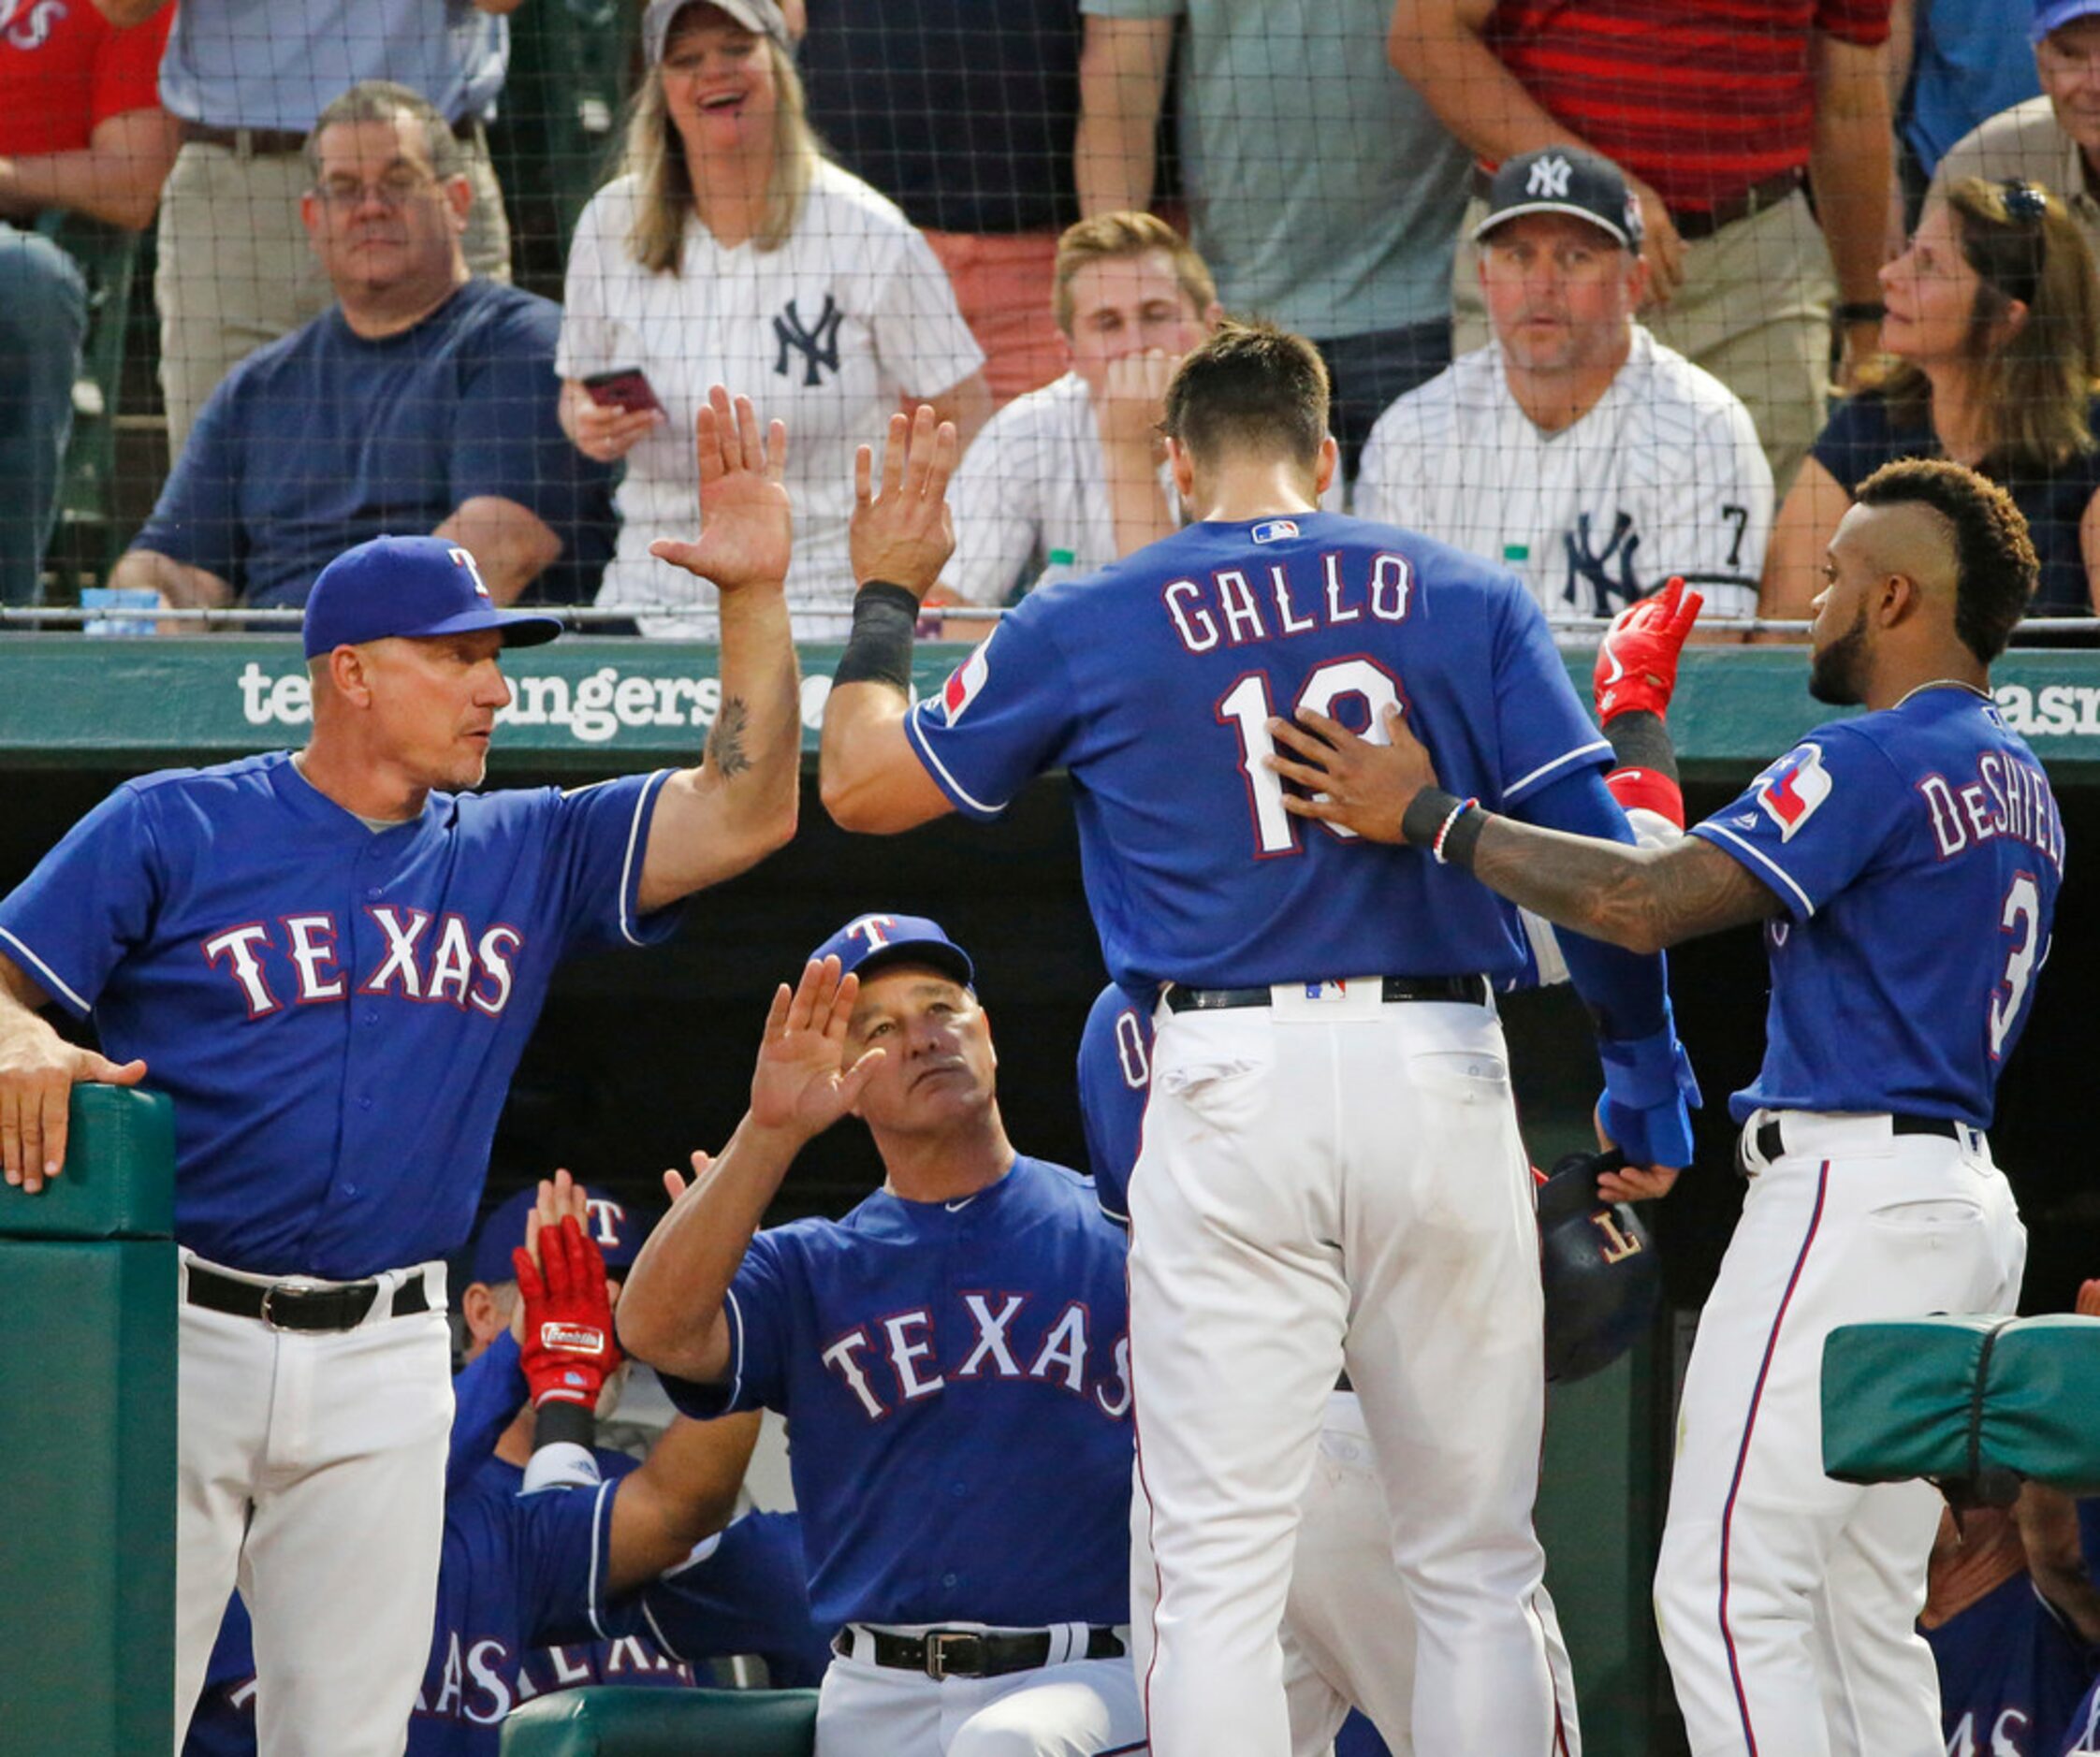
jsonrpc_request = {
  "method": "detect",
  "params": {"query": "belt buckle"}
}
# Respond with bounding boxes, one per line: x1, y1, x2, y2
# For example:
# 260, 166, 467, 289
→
256, 1283, 295, 1330
925, 1630, 980, 1679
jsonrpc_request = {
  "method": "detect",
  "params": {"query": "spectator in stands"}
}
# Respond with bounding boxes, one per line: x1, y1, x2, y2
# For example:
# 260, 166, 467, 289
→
1889, 0, 2039, 225
1359, 148, 1772, 624
1762, 178, 2100, 621
1932, 0, 2100, 274
1919, 1485, 2100, 1757
1393, 0, 1897, 492
557, 0, 990, 642
944, 211, 1219, 607
113, 80, 615, 622
799, 1, 1084, 404
94, 0, 518, 457
1074, 0, 1471, 480
0, 0, 179, 608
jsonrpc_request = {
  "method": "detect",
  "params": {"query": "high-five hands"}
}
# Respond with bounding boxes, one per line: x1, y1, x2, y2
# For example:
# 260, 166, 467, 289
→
1595, 576, 1703, 723
649, 384, 792, 592
514, 1168, 621, 1410
850, 404, 959, 600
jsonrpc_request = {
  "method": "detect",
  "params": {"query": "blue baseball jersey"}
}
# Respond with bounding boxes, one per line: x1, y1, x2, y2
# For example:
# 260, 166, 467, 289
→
633, 1511, 833, 1689
904, 513, 1612, 991
662, 1156, 1132, 1631
0, 754, 678, 1276
1076, 982, 1153, 1224
1688, 688, 2064, 1125
1924, 1574, 2095, 1757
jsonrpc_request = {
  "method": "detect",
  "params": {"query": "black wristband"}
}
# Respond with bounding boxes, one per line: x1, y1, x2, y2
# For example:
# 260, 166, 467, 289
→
1604, 708, 1679, 786
1834, 299, 1886, 325
1400, 787, 1462, 849
833, 582, 920, 691
534, 1399, 595, 1450
1441, 805, 1489, 868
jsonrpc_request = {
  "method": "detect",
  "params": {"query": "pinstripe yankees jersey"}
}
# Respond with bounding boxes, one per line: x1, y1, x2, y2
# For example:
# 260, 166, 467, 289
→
1357, 326, 1772, 621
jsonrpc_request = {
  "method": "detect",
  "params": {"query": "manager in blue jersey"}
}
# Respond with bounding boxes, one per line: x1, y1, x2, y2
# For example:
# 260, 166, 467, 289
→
813, 326, 1696, 1757
0, 385, 803, 1757
618, 921, 1146, 1757
1273, 457, 2053, 1757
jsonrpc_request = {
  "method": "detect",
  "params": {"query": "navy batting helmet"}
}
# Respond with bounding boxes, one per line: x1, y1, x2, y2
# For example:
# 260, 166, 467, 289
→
1539, 1149, 1661, 1383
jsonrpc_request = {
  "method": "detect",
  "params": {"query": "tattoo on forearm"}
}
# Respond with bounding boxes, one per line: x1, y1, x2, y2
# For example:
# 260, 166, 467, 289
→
1463, 820, 1780, 951
707, 697, 752, 778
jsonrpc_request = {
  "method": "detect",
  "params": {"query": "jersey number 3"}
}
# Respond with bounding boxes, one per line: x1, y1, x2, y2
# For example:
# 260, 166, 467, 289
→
1989, 872, 2041, 1061
1217, 658, 1402, 857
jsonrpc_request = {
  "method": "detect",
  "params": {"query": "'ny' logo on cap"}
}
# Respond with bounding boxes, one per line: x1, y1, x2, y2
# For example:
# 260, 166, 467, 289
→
448, 545, 491, 600
846, 913, 898, 949
1528, 155, 1572, 198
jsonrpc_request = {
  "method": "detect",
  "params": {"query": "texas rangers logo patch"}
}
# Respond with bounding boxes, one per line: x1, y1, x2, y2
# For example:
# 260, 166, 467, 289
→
1757, 743, 1832, 841
941, 643, 991, 724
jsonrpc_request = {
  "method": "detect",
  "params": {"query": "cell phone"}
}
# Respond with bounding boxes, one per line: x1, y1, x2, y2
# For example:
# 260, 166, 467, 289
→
581, 367, 666, 415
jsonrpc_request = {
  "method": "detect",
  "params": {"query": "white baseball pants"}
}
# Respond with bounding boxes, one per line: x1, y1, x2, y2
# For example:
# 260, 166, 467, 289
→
170, 1253, 453, 1757
1654, 1113, 2026, 1757
813, 1634, 1145, 1756
1127, 989, 1557, 1757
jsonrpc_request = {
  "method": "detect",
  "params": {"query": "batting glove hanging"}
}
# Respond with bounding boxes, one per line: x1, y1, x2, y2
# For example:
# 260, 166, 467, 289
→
1594, 576, 1703, 723
514, 1215, 621, 1410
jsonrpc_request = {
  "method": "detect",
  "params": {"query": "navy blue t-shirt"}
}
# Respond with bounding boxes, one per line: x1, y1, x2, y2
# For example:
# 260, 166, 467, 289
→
1924, 1573, 2095, 1757
797, 1, 1081, 234
136, 279, 617, 609
1812, 390, 2100, 617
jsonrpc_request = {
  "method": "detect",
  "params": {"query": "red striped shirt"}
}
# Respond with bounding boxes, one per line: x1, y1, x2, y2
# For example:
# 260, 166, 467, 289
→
1485, 0, 1892, 212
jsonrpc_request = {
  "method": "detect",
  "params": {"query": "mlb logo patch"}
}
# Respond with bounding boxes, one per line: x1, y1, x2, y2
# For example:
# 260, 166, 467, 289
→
1251, 519, 1299, 545
941, 643, 992, 724
1756, 743, 1832, 841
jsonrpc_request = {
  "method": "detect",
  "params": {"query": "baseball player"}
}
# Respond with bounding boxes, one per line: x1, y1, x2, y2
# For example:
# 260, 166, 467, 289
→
1077, 587, 1699, 1757
182, 1172, 820, 1756
1272, 457, 2052, 1757
616, 921, 1146, 1756
0, 385, 802, 1755
1358, 147, 1772, 624
816, 328, 1695, 1756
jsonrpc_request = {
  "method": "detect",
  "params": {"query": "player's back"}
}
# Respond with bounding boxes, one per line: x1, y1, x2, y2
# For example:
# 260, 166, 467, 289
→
908, 511, 1611, 990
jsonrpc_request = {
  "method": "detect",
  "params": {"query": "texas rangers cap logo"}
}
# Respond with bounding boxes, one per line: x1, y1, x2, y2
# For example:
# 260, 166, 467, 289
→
845, 913, 899, 950
1756, 743, 1832, 841
448, 545, 491, 600
941, 643, 992, 724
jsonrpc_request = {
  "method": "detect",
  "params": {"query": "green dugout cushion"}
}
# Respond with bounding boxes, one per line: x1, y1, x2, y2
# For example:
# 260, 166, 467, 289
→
500, 1687, 819, 1755
1822, 1314, 2100, 1496
0, 1085, 174, 1240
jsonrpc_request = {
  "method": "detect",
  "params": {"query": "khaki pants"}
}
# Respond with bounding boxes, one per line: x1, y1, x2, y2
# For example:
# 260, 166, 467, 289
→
156, 130, 512, 458
1452, 188, 1835, 494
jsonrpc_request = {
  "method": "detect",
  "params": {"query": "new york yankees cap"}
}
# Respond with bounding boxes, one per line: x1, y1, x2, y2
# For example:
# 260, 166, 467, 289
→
467, 1184, 661, 1287
644, 0, 793, 63
2034, 0, 2100, 41
303, 535, 564, 659
1474, 145, 1644, 249
810, 912, 976, 989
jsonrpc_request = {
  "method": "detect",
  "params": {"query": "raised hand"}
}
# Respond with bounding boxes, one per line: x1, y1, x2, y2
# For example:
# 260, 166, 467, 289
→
748, 957, 884, 1143
1595, 576, 1703, 723
649, 385, 792, 592
850, 404, 959, 599
514, 1171, 620, 1410
1267, 703, 1443, 845
661, 1148, 715, 1204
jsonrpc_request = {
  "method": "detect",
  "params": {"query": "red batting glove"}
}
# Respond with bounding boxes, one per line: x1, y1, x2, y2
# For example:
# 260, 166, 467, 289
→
1595, 577, 1703, 723
514, 1215, 621, 1410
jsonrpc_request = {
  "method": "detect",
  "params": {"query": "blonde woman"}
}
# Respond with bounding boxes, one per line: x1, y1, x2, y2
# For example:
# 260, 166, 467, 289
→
557, 0, 990, 638
1763, 178, 2100, 621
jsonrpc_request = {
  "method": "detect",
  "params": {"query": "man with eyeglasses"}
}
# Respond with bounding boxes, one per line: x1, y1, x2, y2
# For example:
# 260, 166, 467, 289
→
1359, 147, 1773, 628
110, 80, 617, 626
1932, 0, 2100, 277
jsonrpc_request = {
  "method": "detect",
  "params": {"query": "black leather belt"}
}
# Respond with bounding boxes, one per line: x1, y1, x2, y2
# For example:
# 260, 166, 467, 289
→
1748, 1113, 1961, 1166
1164, 974, 1489, 1012
185, 1264, 431, 1332
182, 115, 480, 155
836, 1626, 1126, 1680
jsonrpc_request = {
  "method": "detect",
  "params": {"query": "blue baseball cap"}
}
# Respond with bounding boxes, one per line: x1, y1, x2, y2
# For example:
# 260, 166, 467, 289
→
467, 1185, 661, 1287
2034, 0, 2100, 39
302, 535, 564, 660
809, 912, 975, 988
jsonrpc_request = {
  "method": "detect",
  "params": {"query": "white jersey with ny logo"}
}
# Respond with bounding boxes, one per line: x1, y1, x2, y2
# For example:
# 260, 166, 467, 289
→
557, 161, 984, 640
1358, 325, 1772, 622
